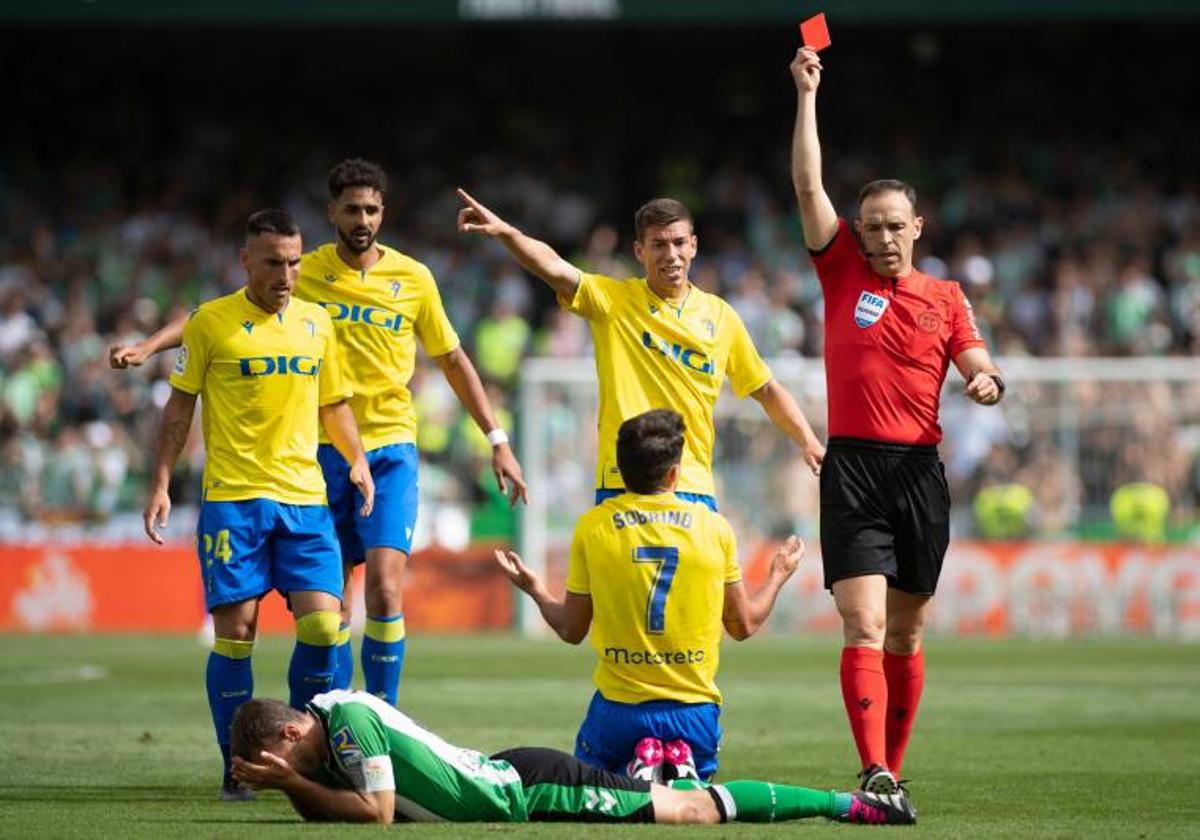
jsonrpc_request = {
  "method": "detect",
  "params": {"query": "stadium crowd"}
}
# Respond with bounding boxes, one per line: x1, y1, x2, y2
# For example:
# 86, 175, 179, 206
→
1, 24, 1197, 541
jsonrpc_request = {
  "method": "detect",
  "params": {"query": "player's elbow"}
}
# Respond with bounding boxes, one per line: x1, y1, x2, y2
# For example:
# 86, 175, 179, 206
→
724, 618, 754, 641
559, 625, 588, 645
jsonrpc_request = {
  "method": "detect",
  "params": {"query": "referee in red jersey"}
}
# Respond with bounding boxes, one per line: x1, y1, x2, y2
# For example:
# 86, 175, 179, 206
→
789, 46, 1005, 795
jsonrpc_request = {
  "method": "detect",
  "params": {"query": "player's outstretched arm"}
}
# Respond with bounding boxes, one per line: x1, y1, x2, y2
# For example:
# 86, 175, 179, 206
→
750, 380, 825, 475
144, 387, 197, 544
722, 536, 804, 640
232, 752, 394, 824
318, 401, 375, 517
456, 187, 581, 299
955, 347, 1005, 406
109, 312, 187, 369
789, 47, 839, 251
434, 347, 528, 506
494, 549, 592, 643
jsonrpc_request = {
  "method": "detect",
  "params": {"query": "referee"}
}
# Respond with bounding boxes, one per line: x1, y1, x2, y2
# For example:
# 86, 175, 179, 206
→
789, 47, 1005, 795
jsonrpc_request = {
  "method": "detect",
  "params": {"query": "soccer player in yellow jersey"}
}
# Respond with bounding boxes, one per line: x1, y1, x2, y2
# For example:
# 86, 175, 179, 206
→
114, 160, 527, 707
458, 190, 825, 510
142, 209, 375, 800
496, 409, 804, 781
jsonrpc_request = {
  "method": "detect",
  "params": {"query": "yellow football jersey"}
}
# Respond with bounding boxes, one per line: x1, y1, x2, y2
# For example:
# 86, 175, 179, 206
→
566, 492, 741, 705
296, 244, 460, 451
170, 290, 351, 504
560, 274, 772, 497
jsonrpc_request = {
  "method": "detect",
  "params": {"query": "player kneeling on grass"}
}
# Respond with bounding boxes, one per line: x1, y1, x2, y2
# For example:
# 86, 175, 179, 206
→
230, 690, 915, 825
496, 408, 804, 783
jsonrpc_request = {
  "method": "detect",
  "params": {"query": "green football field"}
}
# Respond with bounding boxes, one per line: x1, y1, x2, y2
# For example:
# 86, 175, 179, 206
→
2, 634, 1197, 838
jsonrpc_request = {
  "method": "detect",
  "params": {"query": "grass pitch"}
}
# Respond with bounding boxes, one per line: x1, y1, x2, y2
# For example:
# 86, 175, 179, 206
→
1, 634, 1197, 838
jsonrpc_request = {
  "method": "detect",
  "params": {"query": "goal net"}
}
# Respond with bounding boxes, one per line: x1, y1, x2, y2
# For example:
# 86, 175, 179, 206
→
517, 356, 1200, 638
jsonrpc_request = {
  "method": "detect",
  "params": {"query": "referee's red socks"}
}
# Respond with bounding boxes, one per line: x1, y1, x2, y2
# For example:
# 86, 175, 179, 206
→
883, 649, 925, 776
839, 646, 888, 771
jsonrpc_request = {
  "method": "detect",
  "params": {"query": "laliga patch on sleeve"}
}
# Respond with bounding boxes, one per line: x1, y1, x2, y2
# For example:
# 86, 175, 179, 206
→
800, 12, 831, 52
173, 345, 189, 376
361, 755, 395, 793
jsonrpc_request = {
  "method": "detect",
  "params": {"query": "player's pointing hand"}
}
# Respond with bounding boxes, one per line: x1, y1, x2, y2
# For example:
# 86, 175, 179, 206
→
457, 188, 512, 238
109, 342, 149, 369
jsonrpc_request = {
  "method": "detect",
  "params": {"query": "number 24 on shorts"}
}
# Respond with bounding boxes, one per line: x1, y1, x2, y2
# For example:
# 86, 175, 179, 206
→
202, 529, 233, 564
635, 545, 679, 634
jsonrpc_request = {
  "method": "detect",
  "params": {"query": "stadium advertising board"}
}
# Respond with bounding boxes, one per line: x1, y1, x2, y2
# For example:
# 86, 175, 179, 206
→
746, 542, 1200, 640
2, 542, 1196, 637
0, 543, 512, 634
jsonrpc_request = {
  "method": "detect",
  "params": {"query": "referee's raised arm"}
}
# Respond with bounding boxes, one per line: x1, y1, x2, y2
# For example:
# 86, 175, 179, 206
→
790, 47, 839, 252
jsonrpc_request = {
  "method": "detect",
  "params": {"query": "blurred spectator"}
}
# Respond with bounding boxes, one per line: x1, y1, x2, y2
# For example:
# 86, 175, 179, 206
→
973, 482, 1035, 540
472, 294, 530, 387
0, 23, 1197, 542
1110, 482, 1170, 543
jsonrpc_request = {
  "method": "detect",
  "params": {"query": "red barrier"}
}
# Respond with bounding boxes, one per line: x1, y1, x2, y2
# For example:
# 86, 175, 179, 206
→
3, 541, 1198, 637
741, 541, 1200, 639
0, 542, 512, 633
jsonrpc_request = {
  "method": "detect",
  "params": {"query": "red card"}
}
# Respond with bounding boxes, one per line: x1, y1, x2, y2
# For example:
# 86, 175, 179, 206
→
800, 12, 831, 52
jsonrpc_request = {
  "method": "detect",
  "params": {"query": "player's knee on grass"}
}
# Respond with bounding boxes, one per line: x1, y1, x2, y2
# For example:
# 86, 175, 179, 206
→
295, 610, 341, 646
650, 786, 720, 824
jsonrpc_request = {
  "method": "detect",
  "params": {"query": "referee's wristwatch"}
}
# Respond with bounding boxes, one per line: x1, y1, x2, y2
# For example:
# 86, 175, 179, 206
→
988, 374, 1006, 399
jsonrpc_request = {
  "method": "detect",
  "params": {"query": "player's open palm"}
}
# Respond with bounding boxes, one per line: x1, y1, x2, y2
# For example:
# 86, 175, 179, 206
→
494, 549, 540, 594
790, 47, 822, 92
770, 535, 804, 580
456, 188, 509, 238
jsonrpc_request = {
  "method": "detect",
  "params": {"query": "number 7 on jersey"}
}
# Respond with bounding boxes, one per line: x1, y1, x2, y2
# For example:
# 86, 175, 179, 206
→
635, 545, 680, 634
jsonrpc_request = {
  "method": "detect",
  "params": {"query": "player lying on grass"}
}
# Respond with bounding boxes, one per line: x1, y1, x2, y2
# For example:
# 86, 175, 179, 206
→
496, 409, 804, 783
229, 690, 916, 825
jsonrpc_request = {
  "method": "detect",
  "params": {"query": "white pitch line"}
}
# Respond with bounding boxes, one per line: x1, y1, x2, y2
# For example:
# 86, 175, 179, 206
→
0, 664, 109, 686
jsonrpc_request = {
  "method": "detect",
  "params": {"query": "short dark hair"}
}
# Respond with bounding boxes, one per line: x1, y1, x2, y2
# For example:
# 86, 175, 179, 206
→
245, 208, 300, 238
328, 158, 388, 200
616, 409, 686, 494
634, 198, 693, 241
857, 179, 918, 214
230, 698, 305, 761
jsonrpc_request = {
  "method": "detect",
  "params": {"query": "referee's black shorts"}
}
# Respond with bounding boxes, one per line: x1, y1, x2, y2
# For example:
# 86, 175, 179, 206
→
819, 436, 950, 595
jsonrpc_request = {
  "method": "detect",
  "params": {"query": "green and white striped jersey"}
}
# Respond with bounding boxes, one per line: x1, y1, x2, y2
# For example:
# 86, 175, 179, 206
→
308, 690, 527, 822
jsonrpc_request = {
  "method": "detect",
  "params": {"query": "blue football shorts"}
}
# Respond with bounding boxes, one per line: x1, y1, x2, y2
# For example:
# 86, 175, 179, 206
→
574, 691, 722, 781
593, 488, 718, 513
195, 498, 343, 611
318, 442, 419, 566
